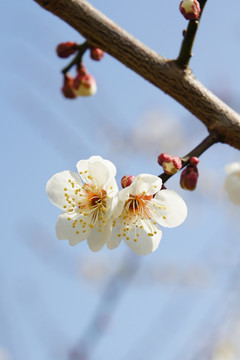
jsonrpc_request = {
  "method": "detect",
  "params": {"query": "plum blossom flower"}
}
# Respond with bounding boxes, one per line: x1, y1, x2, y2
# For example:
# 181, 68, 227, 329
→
107, 174, 187, 255
224, 162, 240, 206
46, 156, 118, 251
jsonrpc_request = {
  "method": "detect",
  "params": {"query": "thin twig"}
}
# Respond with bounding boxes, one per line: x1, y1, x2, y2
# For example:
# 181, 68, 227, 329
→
177, 0, 208, 67
62, 41, 90, 74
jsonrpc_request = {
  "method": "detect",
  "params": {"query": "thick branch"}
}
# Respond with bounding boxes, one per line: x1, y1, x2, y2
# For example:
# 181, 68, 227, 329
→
34, 0, 240, 150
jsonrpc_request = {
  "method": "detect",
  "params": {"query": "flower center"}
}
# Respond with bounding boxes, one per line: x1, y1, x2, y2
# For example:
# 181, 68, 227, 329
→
88, 189, 107, 208
114, 193, 155, 242
127, 194, 153, 216
64, 180, 110, 235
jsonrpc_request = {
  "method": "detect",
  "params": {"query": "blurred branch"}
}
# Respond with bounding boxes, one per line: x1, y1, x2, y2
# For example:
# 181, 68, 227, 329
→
34, 0, 240, 150
69, 253, 140, 360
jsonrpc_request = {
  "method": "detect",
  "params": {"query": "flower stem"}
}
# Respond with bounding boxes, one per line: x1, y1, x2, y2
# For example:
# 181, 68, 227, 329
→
62, 41, 90, 74
159, 131, 219, 184
176, 0, 207, 67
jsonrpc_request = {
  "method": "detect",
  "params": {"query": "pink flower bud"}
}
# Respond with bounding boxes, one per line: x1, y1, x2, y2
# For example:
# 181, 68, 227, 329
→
180, 165, 199, 191
56, 42, 78, 58
73, 67, 97, 97
61, 74, 77, 99
121, 175, 135, 188
90, 47, 104, 61
158, 153, 182, 175
179, 0, 201, 20
189, 156, 199, 166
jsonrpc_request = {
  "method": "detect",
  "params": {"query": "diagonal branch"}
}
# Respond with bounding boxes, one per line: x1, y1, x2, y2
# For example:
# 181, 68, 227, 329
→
34, 0, 240, 150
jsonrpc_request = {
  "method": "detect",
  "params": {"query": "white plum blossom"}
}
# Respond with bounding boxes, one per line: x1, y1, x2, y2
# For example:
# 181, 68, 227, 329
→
224, 162, 240, 206
107, 174, 187, 255
46, 156, 118, 251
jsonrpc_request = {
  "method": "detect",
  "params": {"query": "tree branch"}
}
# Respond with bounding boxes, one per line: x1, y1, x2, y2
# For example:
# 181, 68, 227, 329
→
34, 0, 240, 150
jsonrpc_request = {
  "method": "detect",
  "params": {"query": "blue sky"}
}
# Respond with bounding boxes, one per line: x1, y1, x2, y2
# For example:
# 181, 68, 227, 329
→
1, 1, 240, 359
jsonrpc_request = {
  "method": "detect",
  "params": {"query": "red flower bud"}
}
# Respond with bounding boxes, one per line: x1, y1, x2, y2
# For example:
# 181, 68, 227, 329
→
158, 153, 182, 175
179, 0, 201, 20
61, 74, 77, 99
121, 175, 135, 188
90, 47, 104, 61
189, 156, 199, 166
56, 42, 78, 58
180, 165, 199, 191
73, 69, 97, 97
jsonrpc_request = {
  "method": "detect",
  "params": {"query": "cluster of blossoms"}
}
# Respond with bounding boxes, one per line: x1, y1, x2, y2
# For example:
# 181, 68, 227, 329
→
224, 162, 240, 206
56, 41, 104, 99
46, 156, 187, 255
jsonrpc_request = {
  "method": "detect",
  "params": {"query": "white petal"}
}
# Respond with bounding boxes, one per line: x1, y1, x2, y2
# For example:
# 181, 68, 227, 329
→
88, 156, 117, 177
112, 195, 127, 219
124, 221, 162, 255
224, 174, 240, 205
225, 162, 240, 175
76, 156, 116, 184
56, 212, 91, 246
130, 174, 162, 196
107, 225, 122, 250
87, 224, 112, 252
77, 159, 111, 189
153, 189, 187, 228
46, 171, 82, 210
118, 186, 132, 201
104, 177, 119, 195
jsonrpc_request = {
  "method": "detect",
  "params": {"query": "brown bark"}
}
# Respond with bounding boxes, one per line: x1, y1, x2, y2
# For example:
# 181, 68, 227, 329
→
34, 0, 240, 150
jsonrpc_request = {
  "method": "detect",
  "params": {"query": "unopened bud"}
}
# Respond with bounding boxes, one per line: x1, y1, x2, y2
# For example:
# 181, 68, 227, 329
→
158, 153, 182, 175
62, 74, 77, 99
179, 0, 201, 20
56, 42, 78, 58
121, 175, 135, 188
180, 165, 199, 191
74, 67, 97, 97
189, 156, 199, 166
90, 47, 104, 61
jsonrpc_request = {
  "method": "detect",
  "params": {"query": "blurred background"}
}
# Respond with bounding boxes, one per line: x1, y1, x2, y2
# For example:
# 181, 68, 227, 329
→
1, 0, 240, 359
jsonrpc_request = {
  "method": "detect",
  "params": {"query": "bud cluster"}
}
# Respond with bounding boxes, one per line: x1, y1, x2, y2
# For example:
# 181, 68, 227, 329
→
56, 41, 105, 99
158, 153, 200, 191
